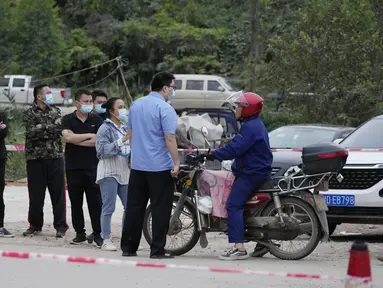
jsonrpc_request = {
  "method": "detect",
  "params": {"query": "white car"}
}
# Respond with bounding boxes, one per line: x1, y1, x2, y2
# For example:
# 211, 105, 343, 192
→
0, 75, 72, 105
321, 115, 383, 234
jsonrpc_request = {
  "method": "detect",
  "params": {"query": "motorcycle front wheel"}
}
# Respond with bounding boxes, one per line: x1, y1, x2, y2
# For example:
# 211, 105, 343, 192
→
143, 195, 200, 256
261, 196, 321, 260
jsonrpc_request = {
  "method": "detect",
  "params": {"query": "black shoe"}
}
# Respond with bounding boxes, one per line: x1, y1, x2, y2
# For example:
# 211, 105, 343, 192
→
23, 227, 41, 236
93, 236, 103, 248
70, 233, 87, 245
56, 230, 66, 238
86, 233, 94, 244
122, 251, 137, 257
150, 252, 174, 259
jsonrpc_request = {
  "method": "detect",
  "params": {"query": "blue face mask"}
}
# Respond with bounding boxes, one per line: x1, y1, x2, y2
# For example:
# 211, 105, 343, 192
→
168, 89, 176, 101
45, 93, 53, 105
95, 104, 106, 114
80, 104, 93, 114
118, 108, 128, 123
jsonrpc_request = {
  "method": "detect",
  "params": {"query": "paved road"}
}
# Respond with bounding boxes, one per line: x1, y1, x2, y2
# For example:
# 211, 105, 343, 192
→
1, 242, 382, 288
1, 186, 383, 288
58, 105, 75, 115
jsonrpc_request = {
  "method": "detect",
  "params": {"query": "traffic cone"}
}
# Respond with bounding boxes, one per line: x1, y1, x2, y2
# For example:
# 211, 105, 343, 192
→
345, 240, 372, 288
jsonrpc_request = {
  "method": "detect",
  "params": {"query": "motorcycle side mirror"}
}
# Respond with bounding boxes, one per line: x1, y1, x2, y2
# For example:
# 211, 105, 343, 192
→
201, 126, 209, 137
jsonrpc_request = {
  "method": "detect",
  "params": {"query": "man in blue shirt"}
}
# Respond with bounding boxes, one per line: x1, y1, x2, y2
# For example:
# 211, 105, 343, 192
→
121, 71, 179, 259
204, 91, 273, 260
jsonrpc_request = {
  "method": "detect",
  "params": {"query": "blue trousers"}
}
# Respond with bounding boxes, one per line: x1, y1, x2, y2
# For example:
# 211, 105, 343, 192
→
99, 177, 128, 240
227, 174, 268, 243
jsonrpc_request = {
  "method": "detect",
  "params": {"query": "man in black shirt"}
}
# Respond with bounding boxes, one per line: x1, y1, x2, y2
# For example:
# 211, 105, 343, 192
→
61, 89, 103, 247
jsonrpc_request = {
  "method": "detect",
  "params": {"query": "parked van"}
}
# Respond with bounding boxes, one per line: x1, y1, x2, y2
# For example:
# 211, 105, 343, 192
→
171, 74, 236, 111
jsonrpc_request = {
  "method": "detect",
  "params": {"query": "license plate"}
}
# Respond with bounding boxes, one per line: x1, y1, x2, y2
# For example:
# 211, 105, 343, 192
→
324, 194, 355, 207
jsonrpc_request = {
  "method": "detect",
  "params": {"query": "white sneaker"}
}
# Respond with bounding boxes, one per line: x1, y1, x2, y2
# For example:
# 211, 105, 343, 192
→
219, 247, 248, 261
101, 239, 117, 251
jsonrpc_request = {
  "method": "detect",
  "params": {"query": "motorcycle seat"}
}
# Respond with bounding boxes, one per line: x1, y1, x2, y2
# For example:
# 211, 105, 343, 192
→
256, 178, 279, 192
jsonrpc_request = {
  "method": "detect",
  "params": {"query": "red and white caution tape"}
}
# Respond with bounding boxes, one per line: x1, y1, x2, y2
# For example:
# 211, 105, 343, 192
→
0, 250, 344, 281
5, 144, 383, 153
5, 145, 27, 151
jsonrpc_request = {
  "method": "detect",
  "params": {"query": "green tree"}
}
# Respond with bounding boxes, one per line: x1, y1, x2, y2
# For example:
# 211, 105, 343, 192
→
13, 0, 67, 79
263, 0, 383, 126
120, 2, 227, 93
0, 0, 17, 74
63, 28, 108, 87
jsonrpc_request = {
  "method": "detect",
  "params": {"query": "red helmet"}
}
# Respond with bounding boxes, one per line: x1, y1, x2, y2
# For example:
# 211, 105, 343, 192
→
226, 91, 264, 118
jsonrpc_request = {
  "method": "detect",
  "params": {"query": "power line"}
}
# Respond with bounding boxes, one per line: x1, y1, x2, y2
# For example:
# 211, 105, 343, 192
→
31, 57, 119, 83
76, 67, 120, 89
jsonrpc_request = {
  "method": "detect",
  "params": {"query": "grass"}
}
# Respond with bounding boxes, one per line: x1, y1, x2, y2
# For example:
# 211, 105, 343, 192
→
2, 105, 27, 181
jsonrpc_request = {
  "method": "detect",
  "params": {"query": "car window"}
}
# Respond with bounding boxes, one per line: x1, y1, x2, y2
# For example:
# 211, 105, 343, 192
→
211, 116, 228, 132
340, 119, 383, 148
0, 79, 9, 87
186, 80, 204, 90
208, 80, 224, 91
174, 79, 182, 90
221, 78, 235, 91
12, 78, 25, 88
268, 126, 337, 149
339, 130, 353, 139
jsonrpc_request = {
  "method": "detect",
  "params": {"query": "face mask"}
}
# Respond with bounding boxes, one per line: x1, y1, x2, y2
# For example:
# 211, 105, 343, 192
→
118, 108, 128, 123
45, 93, 53, 105
95, 104, 106, 114
80, 104, 93, 114
168, 89, 176, 101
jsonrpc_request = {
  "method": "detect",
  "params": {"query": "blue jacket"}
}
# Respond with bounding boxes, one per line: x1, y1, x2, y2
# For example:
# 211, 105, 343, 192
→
211, 116, 273, 177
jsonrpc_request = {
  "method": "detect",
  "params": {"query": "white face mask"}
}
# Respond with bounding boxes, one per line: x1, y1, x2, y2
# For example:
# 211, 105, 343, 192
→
45, 93, 53, 105
95, 104, 106, 114
118, 108, 128, 123
80, 104, 93, 114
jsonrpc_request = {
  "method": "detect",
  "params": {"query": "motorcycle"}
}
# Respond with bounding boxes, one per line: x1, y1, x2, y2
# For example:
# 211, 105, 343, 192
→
143, 126, 348, 260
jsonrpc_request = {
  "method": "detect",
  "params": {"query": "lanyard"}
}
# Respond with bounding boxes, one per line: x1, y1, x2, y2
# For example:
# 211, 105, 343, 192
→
106, 121, 126, 137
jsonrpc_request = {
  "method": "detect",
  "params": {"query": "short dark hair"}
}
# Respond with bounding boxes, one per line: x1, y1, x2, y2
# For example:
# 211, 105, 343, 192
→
75, 88, 91, 101
91, 89, 108, 101
33, 83, 49, 100
101, 97, 120, 118
150, 71, 175, 92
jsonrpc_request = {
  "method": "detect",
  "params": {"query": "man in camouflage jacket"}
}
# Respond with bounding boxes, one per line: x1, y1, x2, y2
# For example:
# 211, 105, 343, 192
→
22, 83, 68, 238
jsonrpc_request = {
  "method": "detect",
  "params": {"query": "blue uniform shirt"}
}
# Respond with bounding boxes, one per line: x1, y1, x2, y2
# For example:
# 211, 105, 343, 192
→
211, 116, 273, 177
127, 92, 178, 172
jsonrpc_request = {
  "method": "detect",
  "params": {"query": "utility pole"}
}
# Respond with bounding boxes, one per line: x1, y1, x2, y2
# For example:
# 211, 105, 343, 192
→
249, 0, 261, 90
116, 56, 133, 107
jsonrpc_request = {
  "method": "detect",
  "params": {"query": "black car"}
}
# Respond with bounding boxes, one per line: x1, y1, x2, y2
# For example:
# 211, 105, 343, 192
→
268, 124, 355, 149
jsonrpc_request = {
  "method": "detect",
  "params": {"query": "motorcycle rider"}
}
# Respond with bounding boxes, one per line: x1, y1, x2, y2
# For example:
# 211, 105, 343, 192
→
203, 91, 273, 260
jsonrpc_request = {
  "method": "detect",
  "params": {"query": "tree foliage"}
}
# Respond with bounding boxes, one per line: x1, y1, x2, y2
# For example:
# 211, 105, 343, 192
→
0, 0, 382, 127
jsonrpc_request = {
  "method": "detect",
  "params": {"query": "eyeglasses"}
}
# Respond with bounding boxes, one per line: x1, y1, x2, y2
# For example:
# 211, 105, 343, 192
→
169, 85, 177, 91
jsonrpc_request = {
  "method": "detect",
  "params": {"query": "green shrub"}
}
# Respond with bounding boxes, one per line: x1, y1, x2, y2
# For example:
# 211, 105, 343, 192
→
6, 152, 26, 181
0, 105, 27, 181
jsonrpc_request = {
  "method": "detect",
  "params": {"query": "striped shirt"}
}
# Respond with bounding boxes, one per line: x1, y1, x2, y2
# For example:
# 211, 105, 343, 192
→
95, 119, 130, 185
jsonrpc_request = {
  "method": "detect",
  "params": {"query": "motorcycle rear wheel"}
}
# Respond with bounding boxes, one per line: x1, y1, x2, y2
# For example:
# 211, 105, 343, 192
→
143, 195, 200, 256
261, 196, 321, 260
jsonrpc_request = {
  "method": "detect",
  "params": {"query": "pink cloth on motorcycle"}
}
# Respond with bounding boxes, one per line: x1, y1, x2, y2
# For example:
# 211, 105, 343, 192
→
198, 170, 236, 219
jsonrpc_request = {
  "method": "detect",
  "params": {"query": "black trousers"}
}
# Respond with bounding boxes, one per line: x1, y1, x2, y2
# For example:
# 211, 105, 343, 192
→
27, 158, 67, 231
0, 158, 6, 227
66, 169, 102, 236
121, 169, 174, 256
